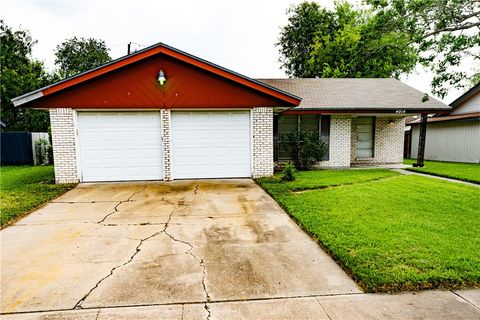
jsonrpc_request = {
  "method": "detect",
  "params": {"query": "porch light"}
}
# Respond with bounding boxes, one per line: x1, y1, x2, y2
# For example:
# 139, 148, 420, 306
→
157, 70, 166, 85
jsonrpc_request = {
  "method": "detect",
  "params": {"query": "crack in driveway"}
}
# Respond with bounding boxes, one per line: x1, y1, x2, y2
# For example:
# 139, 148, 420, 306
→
164, 221, 211, 319
74, 210, 174, 309
73, 184, 208, 314
163, 183, 211, 319
97, 186, 147, 223
69, 183, 212, 314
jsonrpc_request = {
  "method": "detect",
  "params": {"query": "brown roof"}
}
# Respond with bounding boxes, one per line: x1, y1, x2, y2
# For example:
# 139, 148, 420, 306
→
406, 112, 480, 124
257, 78, 450, 112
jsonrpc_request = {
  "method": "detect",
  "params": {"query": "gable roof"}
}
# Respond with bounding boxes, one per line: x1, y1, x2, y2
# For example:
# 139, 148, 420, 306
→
450, 83, 480, 108
13, 42, 301, 108
257, 78, 450, 112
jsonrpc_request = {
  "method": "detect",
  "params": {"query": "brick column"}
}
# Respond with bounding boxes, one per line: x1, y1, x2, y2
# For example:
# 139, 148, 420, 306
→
252, 107, 274, 178
49, 108, 79, 183
320, 115, 352, 167
161, 109, 172, 181
374, 117, 405, 163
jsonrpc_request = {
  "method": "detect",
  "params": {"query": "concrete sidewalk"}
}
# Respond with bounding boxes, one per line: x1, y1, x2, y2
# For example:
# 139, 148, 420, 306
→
2, 289, 479, 319
392, 168, 480, 187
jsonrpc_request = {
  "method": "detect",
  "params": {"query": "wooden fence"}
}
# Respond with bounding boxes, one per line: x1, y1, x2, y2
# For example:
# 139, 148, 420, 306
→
1, 132, 50, 165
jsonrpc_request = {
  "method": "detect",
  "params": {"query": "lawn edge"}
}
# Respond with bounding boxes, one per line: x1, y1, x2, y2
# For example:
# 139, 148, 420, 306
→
405, 168, 480, 184
258, 169, 401, 194
255, 177, 480, 293
0, 183, 77, 229
290, 173, 401, 193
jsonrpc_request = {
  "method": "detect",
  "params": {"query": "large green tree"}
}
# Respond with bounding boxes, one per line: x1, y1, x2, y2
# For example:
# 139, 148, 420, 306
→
0, 21, 53, 132
54, 37, 111, 78
368, 0, 480, 97
278, 0, 480, 98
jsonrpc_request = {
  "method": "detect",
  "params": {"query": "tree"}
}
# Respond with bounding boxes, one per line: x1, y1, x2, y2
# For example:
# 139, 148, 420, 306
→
367, 0, 480, 97
278, 0, 480, 98
54, 37, 111, 78
470, 71, 480, 87
278, 2, 418, 79
277, 2, 336, 78
0, 20, 53, 132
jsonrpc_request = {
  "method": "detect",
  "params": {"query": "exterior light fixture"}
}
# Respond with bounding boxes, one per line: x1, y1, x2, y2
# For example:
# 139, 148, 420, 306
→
157, 70, 166, 85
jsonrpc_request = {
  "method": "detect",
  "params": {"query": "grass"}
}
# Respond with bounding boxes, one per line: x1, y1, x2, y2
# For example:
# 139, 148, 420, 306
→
257, 169, 480, 292
404, 159, 480, 184
1, 166, 76, 227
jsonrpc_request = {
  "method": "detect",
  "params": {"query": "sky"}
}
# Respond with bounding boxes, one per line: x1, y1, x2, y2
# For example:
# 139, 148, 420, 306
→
1, 0, 466, 103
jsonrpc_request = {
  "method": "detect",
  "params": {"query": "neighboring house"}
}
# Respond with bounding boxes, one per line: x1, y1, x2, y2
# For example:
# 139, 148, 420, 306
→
12, 42, 449, 183
406, 84, 480, 163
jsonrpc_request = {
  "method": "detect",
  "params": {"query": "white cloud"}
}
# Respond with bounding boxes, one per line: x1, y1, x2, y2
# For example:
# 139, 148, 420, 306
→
1, 0, 466, 103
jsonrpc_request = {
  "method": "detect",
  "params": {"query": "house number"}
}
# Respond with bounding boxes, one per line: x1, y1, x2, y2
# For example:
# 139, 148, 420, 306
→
395, 109, 406, 114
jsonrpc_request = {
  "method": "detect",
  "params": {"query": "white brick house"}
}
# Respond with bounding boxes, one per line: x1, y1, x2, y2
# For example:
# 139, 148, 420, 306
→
12, 43, 450, 183
260, 78, 449, 168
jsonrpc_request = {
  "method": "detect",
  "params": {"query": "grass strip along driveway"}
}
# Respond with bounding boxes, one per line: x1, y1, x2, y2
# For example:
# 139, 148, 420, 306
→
404, 159, 480, 184
0, 166, 76, 227
257, 169, 480, 292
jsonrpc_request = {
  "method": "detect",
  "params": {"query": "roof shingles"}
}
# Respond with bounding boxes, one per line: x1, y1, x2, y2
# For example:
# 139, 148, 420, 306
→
257, 78, 450, 112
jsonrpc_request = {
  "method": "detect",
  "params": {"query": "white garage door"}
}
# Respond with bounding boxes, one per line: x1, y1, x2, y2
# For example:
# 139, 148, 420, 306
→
78, 112, 163, 182
171, 111, 251, 179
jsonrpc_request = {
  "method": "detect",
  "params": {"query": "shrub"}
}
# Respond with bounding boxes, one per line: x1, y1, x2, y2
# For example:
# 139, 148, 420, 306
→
281, 161, 297, 181
286, 130, 328, 170
35, 138, 52, 165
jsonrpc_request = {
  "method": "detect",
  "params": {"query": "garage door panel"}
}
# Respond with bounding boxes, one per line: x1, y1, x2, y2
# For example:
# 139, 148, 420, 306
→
78, 112, 163, 182
171, 111, 251, 179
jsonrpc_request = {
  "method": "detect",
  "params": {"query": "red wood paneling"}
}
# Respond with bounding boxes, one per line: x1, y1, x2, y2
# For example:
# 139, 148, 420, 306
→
25, 52, 298, 109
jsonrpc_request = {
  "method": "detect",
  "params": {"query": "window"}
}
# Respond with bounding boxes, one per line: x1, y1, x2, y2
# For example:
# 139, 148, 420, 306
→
356, 117, 375, 158
274, 114, 330, 161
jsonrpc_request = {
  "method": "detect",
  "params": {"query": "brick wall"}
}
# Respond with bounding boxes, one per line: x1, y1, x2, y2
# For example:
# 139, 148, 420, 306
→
49, 108, 79, 183
351, 116, 405, 164
252, 107, 274, 178
161, 109, 172, 181
374, 117, 405, 163
319, 115, 352, 167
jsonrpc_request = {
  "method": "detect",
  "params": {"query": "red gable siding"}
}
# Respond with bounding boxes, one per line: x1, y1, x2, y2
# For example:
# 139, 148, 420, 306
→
23, 53, 291, 109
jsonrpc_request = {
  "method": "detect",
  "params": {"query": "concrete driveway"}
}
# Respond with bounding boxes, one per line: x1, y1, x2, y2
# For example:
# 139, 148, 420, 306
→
2, 179, 479, 319
1, 179, 359, 317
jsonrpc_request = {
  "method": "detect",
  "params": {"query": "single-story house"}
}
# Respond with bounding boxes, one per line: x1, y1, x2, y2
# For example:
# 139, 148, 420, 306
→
12, 42, 450, 183
406, 83, 480, 163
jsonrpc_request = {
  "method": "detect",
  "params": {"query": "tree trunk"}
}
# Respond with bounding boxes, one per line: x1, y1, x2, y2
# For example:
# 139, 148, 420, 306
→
414, 113, 428, 167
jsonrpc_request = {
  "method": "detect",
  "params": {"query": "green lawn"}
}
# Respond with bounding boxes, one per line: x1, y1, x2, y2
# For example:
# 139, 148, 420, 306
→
257, 169, 480, 292
1, 166, 76, 227
404, 159, 480, 184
